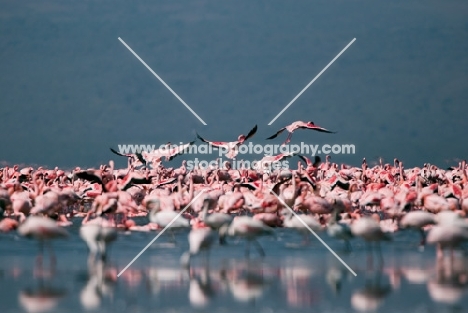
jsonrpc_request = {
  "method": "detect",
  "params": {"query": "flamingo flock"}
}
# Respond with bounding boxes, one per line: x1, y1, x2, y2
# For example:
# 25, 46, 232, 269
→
0, 122, 467, 274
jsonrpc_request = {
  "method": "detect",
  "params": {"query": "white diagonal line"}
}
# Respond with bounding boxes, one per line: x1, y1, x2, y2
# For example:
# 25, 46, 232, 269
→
118, 37, 207, 125
269, 190, 357, 276
268, 38, 356, 125
117, 190, 207, 277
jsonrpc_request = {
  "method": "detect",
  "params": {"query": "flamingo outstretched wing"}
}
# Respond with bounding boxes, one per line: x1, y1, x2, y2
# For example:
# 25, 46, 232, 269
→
74, 171, 102, 185
298, 155, 322, 168
266, 127, 286, 140
110, 148, 146, 166
196, 133, 228, 148
121, 176, 154, 191
244, 125, 258, 141
298, 155, 312, 167
168, 140, 196, 161
110, 148, 128, 157
303, 124, 336, 133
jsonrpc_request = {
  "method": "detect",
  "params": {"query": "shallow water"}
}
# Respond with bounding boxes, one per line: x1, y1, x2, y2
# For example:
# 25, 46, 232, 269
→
1, 219, 467, 313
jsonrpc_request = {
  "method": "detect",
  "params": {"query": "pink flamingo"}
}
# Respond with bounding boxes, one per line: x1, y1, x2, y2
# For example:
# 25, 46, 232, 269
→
219, 216, 274, 257
266, 121, 335, 145
109, 148, 146, 168
350, 215, 391, 264
180, 220, 216, 267
80, 211, 118, 264
0, 206, 18, 232
199, 198, 233, 244
399, 211, 436, 247
196, 125, 257, 159
17, 215, 69, 268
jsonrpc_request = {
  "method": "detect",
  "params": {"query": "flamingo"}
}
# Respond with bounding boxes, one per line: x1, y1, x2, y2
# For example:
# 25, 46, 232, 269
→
17, 216, 69, 268
280, 208, 322, 244
109, 148, 146, 168
426, 224, 468, 259
219, 216, 274, 257
326, 210, 354, 251
253, 212, 282, 227
146, 198, 190, 241
0, 206, 18, 232
350, 216, 391, 264
399, 211, 436, 247
141, 140, 196, 166
180, 223, 216, 267
196, 125, 257, 159
199, 198, 233, 244
80, 211, 118, 265
266, 121, 335, 145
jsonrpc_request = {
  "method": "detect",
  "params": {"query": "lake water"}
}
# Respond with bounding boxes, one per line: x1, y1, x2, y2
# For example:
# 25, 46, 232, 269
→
1, 218, 467, 313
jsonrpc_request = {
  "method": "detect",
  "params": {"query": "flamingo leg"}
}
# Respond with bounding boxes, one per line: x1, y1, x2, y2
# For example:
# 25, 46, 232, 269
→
436, 244, 444, 260
36, 240, 44, 269
302, 232, 310, 246
169, 229, 176, 243
376, 242, 383, 266
88, 252, 97, 270
418, 229, 426, 251
282, 133, 293, 146
46, 241, 56, 270
366, 242, 373, 269
450, 247, 454, 268
99, 242, 107, 262
219, 232, 228, 245
244, 241, 251, 258
252, 239, 265, 257
204, 249, 210, 267
345, 240, 352, 252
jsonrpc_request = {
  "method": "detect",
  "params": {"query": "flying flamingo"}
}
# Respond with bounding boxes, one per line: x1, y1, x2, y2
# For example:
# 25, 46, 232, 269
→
141, 140, 196, 166
196, 125, 258, 159
266, 121, 335, 145
109, 148, 146, 168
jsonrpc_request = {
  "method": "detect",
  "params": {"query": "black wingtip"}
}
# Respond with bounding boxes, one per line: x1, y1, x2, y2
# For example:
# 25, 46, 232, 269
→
313, 155, 322, 167
110, 148, 122, 156
136, 152, 146, 166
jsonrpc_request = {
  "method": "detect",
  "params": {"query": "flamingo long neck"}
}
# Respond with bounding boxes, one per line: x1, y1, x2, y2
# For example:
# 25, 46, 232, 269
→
285, 210, 296, 224
148, 200, 161, 220
201, 200, 210, 221
328, 208, 340, 225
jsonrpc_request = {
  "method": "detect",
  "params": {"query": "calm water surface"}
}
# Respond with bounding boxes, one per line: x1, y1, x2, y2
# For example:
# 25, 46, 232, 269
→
1, 218, 467, 313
